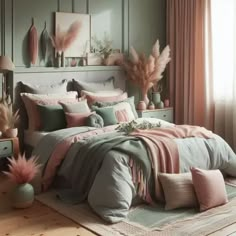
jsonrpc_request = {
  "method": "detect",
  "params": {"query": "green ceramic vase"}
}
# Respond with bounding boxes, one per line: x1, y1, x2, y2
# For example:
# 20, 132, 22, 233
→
152, 92, 161, 107
12, 183, 34, 208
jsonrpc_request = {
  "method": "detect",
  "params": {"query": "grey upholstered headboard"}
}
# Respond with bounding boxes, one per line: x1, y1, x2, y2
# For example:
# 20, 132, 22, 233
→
9, 67, 126, 151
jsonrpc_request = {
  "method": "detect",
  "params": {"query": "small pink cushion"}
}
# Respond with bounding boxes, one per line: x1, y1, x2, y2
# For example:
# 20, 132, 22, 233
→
66, 112, 94, 127
190, 167, 228, 211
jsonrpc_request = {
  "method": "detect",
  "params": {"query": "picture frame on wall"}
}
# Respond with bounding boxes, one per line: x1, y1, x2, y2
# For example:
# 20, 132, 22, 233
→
55, 12, 91, 58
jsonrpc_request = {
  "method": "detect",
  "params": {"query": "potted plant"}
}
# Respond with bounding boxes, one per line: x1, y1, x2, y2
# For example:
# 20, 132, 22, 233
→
91, 33, 113, 65
0, 101, 19, 138
3, 154, 41, 208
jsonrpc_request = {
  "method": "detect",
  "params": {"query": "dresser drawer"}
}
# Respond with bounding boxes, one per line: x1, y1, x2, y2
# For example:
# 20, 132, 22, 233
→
0, 140, 13, 158
138, 108, 174, 123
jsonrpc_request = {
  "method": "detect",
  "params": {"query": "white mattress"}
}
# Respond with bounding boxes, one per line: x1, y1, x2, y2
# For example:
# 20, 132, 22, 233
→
24, 130, 49, 148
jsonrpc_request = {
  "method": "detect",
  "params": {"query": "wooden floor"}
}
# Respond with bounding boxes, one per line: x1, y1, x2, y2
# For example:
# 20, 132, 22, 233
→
1, 175, 236, 236
0, 175, 95, 236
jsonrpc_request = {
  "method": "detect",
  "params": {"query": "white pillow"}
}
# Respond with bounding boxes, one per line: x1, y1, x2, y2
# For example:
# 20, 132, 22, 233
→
21, 79, 68, 94
81, 89, 124, 97
73, 77, 115, 92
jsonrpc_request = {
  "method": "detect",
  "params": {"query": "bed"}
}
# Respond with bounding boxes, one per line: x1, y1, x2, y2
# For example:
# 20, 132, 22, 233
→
10, 69, 236, 224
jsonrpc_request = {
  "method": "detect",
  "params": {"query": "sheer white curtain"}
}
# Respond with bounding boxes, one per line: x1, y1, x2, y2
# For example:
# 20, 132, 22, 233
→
211, 0, 236, 150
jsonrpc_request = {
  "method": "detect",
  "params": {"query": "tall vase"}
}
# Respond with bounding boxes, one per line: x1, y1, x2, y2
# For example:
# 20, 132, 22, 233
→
61, 51, 65, 67
12, 183, 34, 208
56, 52, 61, 68
152, 92, 161, 108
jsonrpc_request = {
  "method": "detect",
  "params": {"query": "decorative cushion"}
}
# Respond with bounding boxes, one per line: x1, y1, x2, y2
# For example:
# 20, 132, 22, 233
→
94, 96, 138, 119
73, 77, 115, 93
37, 104, 66, 131
65, 112, 94, 128
20, 79, 68, 94
86, 113, 104, 128
92, 107, 118, 126
190, 167, 228, 211
159, 173, 198, 210
59, 100, 90, 113
21, 92, 78, 130
92, 101, 135, 123
84, 92, 128, 106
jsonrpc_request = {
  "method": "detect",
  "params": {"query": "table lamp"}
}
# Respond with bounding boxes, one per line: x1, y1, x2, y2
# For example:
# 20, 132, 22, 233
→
0, 55, 15, 100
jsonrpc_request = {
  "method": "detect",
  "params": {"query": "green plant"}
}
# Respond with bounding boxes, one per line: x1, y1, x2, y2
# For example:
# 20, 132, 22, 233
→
91, 33, 113, 59
116, 120, 161, 134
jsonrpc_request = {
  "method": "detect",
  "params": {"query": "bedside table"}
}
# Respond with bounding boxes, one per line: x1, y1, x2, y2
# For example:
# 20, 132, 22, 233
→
137, 107, 174, 123
0, 137, 19, 159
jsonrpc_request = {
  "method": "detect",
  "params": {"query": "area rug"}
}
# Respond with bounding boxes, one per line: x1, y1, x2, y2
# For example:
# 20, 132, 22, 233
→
36, 183, 236, 236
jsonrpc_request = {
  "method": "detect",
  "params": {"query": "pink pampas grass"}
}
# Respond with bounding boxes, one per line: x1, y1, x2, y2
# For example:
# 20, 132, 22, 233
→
3, 154, 41, 184
51, 21, 82, 53
122, 39, 171, 94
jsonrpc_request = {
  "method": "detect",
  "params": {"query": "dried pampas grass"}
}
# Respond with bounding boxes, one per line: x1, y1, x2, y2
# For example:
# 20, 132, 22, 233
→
0, 102, 19, 132
51, 21, 82, 53
123, 39, 171, 96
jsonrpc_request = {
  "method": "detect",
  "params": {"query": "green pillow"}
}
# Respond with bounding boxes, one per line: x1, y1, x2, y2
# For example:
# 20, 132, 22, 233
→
92, 107, 117, 126
37, 104, 66, 131
93, 96, 138, 119
86, 113, 104, 128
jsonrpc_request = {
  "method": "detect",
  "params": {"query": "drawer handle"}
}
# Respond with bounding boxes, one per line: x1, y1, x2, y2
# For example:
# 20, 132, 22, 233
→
163, 115, 167, 117
3, 147, 8, 150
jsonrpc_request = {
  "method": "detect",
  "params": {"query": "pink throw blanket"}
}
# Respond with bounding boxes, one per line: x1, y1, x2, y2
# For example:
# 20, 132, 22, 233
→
130, 125, 214, 202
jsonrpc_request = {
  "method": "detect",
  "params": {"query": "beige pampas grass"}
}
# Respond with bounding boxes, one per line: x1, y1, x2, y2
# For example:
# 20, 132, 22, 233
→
123, 39, 171, 96
0, 101, 19, 132
51, 21, 82, 53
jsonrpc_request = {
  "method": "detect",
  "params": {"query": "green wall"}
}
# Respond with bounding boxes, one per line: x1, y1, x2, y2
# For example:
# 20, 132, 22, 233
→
0, 0, 166, 68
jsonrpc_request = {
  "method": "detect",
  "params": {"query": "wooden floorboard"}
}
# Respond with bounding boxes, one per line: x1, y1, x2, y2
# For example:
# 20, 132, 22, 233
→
0, 175, 96, 236
1, 174, 236, 236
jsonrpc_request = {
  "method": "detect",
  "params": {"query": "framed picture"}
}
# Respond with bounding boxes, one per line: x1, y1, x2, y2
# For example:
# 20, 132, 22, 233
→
55, 12, 90, 57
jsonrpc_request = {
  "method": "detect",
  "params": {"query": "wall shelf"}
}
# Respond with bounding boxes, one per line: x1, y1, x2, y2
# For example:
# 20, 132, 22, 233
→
14, 66, 123, 74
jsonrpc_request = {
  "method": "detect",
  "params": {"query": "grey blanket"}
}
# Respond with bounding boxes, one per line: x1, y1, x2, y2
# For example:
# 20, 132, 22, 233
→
56, 131, 152, 203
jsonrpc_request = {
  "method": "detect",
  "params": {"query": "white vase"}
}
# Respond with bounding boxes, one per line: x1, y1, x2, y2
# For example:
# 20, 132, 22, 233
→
5, 128, 18, 138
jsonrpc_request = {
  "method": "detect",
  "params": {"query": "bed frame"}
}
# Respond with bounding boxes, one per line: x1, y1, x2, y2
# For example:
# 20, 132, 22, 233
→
8, 66, 126, 153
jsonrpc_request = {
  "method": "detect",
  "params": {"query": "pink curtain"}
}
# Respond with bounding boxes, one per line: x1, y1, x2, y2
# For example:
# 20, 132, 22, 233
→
166, 0, 214, 130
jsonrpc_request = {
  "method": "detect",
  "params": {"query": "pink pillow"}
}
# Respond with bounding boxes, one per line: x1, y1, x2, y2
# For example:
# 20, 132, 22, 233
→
21, 92, 78, 131
190, 167, 228, 211
115, 109, 130, 122
83, 92, 128, 106
66, 112, 94, 128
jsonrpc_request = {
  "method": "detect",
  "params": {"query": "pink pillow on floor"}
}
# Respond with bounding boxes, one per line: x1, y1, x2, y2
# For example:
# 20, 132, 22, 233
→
190, 167, 228, 211
66, 112, 94, 127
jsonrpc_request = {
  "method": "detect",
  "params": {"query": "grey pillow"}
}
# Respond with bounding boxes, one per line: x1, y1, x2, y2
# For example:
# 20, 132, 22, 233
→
86, 113, 104, 128
94, 96, 138, 119
73, 77, 115, 93
59, 100, 90, 113
20, 79, 68, 94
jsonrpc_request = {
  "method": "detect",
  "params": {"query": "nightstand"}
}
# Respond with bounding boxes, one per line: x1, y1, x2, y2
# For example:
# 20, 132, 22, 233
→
0, 137, 19, 159
137, 107, 174, 123
0, 137, 19, 170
